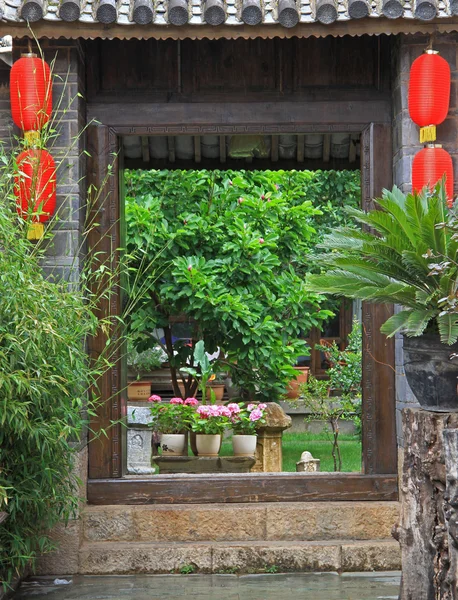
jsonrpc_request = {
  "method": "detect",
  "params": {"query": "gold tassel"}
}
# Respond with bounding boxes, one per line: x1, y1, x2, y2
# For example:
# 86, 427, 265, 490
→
420, 125, 437, 143
24, 131, 40, 147
27, 223, 44, 241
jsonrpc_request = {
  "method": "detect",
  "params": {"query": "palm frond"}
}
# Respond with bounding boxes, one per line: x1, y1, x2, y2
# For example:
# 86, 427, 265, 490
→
380, 310, 413, 337
437, 312, 458, 345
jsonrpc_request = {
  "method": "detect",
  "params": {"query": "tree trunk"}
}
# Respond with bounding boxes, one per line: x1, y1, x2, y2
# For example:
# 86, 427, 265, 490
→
395, 408, 458, 600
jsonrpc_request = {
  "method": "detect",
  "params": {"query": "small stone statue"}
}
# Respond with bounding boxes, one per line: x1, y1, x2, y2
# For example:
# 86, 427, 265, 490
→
296, 451, 320, 472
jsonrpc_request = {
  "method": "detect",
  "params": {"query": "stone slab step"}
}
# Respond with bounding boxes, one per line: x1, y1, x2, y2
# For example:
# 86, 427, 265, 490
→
79, 539, 401, 575
83, 501, 399, 543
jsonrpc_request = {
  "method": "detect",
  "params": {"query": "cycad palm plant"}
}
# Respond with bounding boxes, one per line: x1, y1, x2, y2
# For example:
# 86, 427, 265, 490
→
306, 183, 458, 410
306, 183, 458, 344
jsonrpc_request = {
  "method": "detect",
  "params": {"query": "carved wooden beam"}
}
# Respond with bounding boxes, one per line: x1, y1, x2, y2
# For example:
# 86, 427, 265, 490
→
168, 0, 189, 24
96, 0, 117, 23
20, 0, 44, 22
204, 0, 226, 25
348, 0, 369, 18
241, 0, 262, 25
381, 0, 403, 18
278, 0, 299, 28
414, 0, 436, 20
59, 0, 81, 21
316, 0, 337, 24
133, 0, 154, 23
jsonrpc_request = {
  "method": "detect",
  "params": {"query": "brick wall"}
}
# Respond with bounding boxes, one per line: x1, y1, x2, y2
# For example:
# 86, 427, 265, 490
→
392, 33, 458, 444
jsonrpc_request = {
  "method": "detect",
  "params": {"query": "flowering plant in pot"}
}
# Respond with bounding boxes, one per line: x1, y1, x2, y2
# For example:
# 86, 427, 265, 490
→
127, 342, 165, 400
188, 404, 232, 456
229, 402, 267, 456
147, 395, 198, 455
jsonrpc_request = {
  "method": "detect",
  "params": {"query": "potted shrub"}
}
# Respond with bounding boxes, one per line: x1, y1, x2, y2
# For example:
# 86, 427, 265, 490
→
147, 395, 198, 455
188, 404, 231, 456
306, 183, 458, 411
127, 342, 165, 401
285, 365, 310, 400
229, 402, 267, 456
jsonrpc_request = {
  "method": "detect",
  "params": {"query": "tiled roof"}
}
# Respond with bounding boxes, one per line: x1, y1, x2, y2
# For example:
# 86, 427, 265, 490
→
0, 0, 456, 30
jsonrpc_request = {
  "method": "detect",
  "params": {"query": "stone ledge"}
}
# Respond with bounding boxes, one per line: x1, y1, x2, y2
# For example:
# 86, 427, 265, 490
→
79, 539, 401, 575
82, 501, 400, 544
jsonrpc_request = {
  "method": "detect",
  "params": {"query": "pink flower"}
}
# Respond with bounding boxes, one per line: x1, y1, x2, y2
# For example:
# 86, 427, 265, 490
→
249, 408, 263, 422
220, 406, 232, 417
187, 265, 192, 272
258, 403, 267, 410
247, 403, 256, 412
238, 197, 244, 204
208, 406, 221, 417
261, 194, 265, 200
148, 395, 162, 403
197, 405, 210, 417
259, 238, 264, 244
229, 180, 233, 186
227, 403, 241, 414
184, 397, 198, 406
170, 397, 184, 405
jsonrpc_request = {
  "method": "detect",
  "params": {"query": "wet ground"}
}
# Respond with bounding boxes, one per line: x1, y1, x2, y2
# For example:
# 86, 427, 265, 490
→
15, 572, 401, 600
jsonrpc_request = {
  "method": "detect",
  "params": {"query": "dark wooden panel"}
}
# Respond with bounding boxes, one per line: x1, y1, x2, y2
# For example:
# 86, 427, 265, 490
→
360, 123, 397, 476
88, 473, 398, 504
88, 100, 391, 129
87, 124, 123, 479
88, 39, 178, 95
181, 38, 278, 94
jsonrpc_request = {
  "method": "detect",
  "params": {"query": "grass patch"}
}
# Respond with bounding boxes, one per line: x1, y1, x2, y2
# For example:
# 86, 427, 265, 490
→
220, 431, 361, 473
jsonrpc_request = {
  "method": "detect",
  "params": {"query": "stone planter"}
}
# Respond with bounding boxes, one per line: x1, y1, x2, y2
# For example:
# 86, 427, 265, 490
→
403, 334, 458, 411
285, 366, 310, 400
232, 434, 257, 456
195, 434, 221, 456
160, 433, 186, 456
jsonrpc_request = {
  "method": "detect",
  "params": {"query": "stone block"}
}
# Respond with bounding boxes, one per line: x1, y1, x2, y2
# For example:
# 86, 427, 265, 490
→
83, 507, 135, 542
341, 540, 401, 571
127, 428, 155, 475
265, 502, 399, 542
134, 504, 267, 542
127, 405, 154, 426
79, 542, 213, 574
211, 541, 341, 573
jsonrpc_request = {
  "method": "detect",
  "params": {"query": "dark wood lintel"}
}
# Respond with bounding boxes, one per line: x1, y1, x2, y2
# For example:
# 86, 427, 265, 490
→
88, 473, 398, 505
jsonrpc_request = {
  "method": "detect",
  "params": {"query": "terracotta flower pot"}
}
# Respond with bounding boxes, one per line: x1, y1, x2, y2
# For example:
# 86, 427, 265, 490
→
160, 433, 186, 456
195, 434, 222, 457
205, 383, 225, 403
232, 434, 257, 456
286, 366, 310, 400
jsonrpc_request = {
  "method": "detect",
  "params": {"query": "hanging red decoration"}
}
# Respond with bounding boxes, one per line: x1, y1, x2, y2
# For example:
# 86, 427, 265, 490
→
10, 53, 52, 142
408, 50, 450, 144
14, 148, 56, 240
412, 145, 454, 207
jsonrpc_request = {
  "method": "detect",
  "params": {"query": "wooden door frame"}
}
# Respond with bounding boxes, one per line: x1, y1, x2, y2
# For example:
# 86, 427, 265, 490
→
86, 109, 397, 504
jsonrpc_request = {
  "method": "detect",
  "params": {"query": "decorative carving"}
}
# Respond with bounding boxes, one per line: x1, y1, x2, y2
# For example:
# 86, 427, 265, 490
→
59, 0, 81, 21
96, 0, 117, 24
168, 0, 189, 25
348, 0, 369, 18
20, 0, 44, 22
414, 0, 436, 20
133, 0, 154, 24
241, 0, 262, 25
121, 123, 369, 136
381, 0, 403, 19
316, 0, 337, 23
278, 0, 299, 28
204, 0, 226, 25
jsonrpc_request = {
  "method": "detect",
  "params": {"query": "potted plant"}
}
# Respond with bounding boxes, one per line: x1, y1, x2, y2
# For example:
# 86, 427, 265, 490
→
181, 340, 224, 404
229, 402, 267, 456
285, 365, 310, 400
188, 404, 231, 456
306, 183, 458, 411
147, 395, 198, 455
127, 342, 165, 400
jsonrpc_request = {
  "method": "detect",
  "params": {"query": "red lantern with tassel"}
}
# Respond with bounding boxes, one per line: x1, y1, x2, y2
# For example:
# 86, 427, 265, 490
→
408, 50, 450, 144
10, 53, 52, 144
14, 148, 56, 240
412, 145, 454, 207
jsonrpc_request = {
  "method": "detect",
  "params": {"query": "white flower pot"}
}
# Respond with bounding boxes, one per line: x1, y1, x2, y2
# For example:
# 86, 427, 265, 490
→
160, 433, 186, 456
232, 434, 257, 457
195, 434, 222, 457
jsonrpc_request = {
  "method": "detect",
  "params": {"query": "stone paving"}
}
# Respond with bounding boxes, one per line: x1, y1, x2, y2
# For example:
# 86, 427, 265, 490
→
15, 572, 401, 600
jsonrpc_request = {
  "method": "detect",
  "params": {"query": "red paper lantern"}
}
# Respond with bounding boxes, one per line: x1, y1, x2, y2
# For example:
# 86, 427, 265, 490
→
14, 148, 56, 239
408, 50, 450, 143
10, 54, 52, 136
412, 145, 454, 207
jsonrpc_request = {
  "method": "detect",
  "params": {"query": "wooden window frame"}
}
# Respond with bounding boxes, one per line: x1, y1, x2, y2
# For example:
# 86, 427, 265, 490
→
86, 110, 397, 504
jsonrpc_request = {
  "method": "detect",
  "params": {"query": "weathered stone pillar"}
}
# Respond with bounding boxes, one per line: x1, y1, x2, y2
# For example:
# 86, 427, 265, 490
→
394, 408, 458, 600
252, 402, 292, 472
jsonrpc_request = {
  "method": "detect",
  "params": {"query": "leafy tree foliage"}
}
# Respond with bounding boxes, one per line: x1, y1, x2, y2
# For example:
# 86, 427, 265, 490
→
125, 169, 360, 400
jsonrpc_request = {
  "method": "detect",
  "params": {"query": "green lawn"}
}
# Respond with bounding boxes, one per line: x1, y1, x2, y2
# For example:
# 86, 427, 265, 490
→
221, 431, 361, 473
